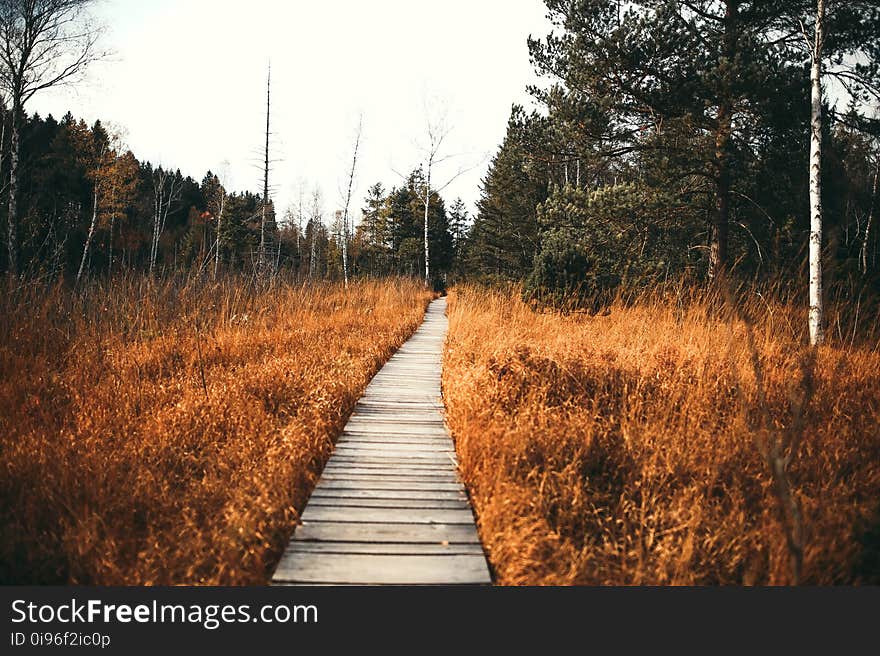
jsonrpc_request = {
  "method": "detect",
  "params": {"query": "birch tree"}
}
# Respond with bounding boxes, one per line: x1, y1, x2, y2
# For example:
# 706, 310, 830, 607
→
339, 117, 362, 287
863, 157, 879, 274
149, 167, 182, 276
0, 0, 104, 277
808, 0, 827, 347
420, 118, 445, 286
75, 138, 106, 285
793, 0, 880, 345
415, 106, 478, 287
73, 124, 136, 283
203, 172, 227, 280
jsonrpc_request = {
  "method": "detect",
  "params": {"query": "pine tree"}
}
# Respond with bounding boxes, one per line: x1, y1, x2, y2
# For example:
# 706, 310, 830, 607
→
467, 110, 548, 281
528, 0, 810, 279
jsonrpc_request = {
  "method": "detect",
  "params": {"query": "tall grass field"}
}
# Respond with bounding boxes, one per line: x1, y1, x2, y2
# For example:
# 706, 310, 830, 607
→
0, 276, 432, 584
443, 285, 880, 585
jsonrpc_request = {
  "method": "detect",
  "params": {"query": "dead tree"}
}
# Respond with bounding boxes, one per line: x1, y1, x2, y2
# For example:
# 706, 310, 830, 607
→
259, 65, 271, 273
309, 187, 322, 280
339, 117, 362, 288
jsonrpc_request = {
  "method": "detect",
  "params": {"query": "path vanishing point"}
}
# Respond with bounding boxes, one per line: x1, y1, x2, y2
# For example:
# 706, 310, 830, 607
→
271, 297, 492, 585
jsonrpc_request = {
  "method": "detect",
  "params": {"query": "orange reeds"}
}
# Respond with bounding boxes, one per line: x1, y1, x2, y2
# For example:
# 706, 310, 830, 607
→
443, 284, 880, 585
0, 275, 432, 584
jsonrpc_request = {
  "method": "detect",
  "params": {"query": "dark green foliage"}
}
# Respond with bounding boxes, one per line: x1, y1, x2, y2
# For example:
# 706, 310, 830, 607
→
351, 169, 455, 283
524, 182, 701, 309
524, 230, 617, 311
467, 109, 548, 282
458, 0, 880, 310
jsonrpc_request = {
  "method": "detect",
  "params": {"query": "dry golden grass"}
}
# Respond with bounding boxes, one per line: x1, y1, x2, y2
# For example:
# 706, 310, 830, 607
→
443, 284, 880, 585
0, 276, 432, 584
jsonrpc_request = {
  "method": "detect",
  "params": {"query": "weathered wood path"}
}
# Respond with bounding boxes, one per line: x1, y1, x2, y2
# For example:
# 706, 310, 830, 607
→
272, 297, 491, 585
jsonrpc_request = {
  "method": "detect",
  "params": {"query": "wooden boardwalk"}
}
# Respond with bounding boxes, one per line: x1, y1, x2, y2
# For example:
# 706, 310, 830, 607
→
272, 297, 491, 585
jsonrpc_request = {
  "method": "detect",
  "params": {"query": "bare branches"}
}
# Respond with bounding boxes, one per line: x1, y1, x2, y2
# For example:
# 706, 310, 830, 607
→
0, 1, 105, 102
149, 168, 182, 276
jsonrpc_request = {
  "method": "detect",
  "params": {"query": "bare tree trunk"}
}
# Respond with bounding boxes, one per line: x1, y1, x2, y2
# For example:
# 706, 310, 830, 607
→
423, 160, 432, 287
340, 118, 362, 288
809, 0, 826, 347
310, 225, 316, 279
150, 170, 179, 276
108, 213, 114, 276
0, 107, 6, 275
710, 117, 731, 281
709, 0, 737, 282
150, 175, 163, 276
259, 66, 271, 273
213, 190, 225, 280
76, 186, 99, 284
861, 158, 878, 275
6, 107, 19, 278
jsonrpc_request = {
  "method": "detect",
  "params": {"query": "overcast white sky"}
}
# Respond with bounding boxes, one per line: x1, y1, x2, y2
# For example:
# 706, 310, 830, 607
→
29, 0, 550, 223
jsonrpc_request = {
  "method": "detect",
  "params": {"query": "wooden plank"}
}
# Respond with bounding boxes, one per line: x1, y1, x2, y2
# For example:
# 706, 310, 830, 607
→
320, 467, 460, 480
339, 431, 450, 440
309, 488, 466, 501
306, 497, 469, 510
315, 480, 463, 492
325, 456, 457, 467
318, 478, 461, 489
300, 506, 476, 524
347, 410, 443, 419
334, 442, 454, 452
285, 541, 485, 556
327, 451, 456, 464
292, 521, 482, 544
355, 401, 442, 410
333, 442, 454, 454
345, 416, 447, 425
320, 465, 459, 477
339, 428, 450, 437
320, 461, 454, 472
335, 437, 452, 448
273, 553, 490, 585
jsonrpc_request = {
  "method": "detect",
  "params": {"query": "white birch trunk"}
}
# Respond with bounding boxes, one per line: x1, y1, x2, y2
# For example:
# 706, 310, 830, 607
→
213, 190, 225, 280
76, 185, 99, 284
7, 113, 19, 277
808, 0, 826, 347
310, 221, 317, 280
862, 160, 878, 275
340, 120, 361, 288
150, 178, 162, 276
423, 159, 431, 287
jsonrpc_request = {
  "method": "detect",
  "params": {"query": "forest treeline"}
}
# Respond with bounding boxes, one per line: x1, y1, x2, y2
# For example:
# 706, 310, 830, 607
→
2, 1, 880, 310
0, 110, 468, 282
